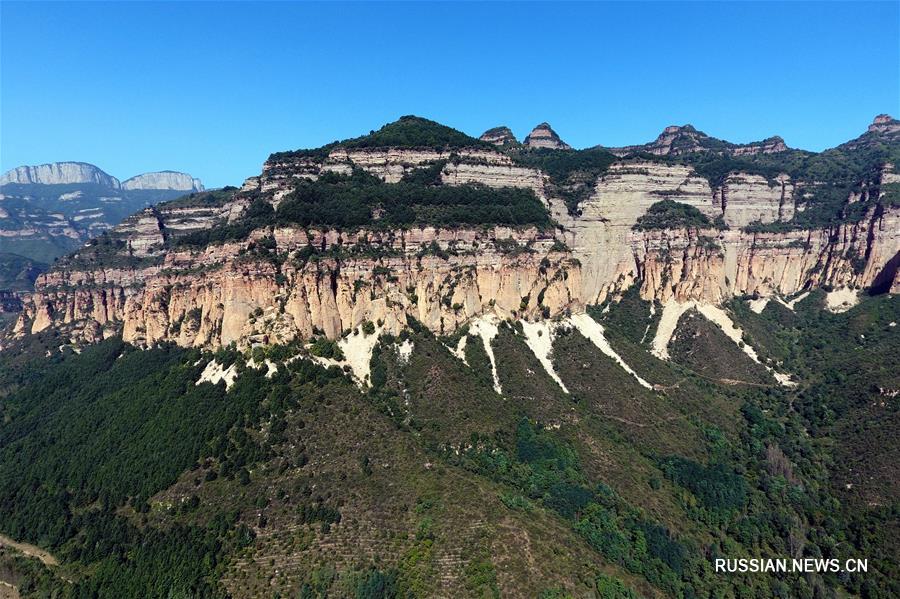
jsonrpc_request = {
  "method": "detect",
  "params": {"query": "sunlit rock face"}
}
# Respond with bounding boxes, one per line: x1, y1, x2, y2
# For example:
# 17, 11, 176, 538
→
479, 126, 518, 146
1, 162, 121, 187
121, 172, 204, 191
9, 117, 900, 349
523, 123, 571, 150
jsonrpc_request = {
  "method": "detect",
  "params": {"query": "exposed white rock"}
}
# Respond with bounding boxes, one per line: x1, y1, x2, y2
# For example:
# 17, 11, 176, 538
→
651, 301, 694, 360
397, 339, 414, 364
775, 291, 810, 311
1, 162, 120, 187
749, 297, 771, 314
468, 315, 502, 394
652, 301, 795, 386
196, 359, 239, 389
335, 325, 383, 387
520, 320, 569, 393
121, 171, 204, 191
568, 313, 652, 389
450, 336, 468, 364
825, 288, 859, 313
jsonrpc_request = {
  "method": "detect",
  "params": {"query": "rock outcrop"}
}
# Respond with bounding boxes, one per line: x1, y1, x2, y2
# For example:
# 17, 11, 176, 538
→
523, 123, 571, 150
868, 114, 900, 135
479, 126, 518, 146
121, 171, 205, 191
606, 126, 789, 157
7, 116, 899, 350
1, 162, 120, 187
731, 136, 788, 156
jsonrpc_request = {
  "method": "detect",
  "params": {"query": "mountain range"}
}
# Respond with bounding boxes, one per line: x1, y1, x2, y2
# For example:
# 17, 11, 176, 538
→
0, 115, 897, 598
0, 162, 203, 271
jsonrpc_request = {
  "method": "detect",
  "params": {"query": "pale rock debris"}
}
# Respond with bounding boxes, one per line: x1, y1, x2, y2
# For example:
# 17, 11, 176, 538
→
196, 359, 239, 390
568, 313, 653, 389
520, 320, 569, 393
825, 288, 859, 313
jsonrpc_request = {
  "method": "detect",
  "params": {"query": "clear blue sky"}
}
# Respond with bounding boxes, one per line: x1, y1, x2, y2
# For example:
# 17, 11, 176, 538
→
2, 1, 898, 188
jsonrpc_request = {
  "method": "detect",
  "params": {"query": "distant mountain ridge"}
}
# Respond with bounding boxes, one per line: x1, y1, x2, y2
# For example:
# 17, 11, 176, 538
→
0, 161, 204, 191
0, 161, 205, 276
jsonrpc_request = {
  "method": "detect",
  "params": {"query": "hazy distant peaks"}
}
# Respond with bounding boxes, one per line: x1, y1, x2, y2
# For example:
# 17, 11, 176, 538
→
1, 162, 203, 191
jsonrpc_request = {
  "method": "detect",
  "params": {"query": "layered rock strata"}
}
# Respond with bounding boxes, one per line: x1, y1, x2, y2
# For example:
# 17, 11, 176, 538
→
9, 121, 900, 350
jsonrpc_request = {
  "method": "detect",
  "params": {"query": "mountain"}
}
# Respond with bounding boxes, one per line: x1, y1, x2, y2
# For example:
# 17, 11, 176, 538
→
602, 124, 790, 157
0, 162, 204, 269
0, 115, 898, 598
121, 171, 205, 191
0, 161, 121, 187
0, 162, 204, 191
522, 122, 572, 150
479, 126, 518, 146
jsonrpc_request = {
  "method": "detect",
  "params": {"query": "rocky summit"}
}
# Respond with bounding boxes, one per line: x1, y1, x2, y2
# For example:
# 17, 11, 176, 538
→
10, 114, 898, 351
523, 122, 572, 149
1, 114, 899, 599
479, 126, 518, 146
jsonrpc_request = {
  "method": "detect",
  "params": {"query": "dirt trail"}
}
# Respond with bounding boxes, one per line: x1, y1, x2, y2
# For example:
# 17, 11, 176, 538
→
0, 533, 58, 567
0, 580, 20, 599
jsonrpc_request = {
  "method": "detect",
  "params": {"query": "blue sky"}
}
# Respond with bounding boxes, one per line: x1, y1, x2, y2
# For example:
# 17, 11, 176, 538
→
2, 1, 898, 188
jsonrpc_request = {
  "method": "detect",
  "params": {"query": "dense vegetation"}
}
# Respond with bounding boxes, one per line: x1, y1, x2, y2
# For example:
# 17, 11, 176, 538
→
268, 116, 492, 164
177, 169, 551, 247
676, 130, 899, 228
0, 292, 898, 596
0, 337, 343, 596
633, 199, 721, 230
509, 147, 618, 214
342, 116, 494, 150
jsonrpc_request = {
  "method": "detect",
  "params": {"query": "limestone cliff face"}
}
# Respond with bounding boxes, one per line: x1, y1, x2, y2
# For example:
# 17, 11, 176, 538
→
713, 173, 794, 227
20, 226, 581, 348
1, 162, 120, 187
632, 204, 899, 303
553, 160, 896, 305
121, 171, 204, 191
9, 120, 900, 350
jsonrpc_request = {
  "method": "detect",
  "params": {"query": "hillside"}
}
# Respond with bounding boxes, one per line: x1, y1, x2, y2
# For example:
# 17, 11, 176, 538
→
0, 290, 897, 597
0, 115, 898, 598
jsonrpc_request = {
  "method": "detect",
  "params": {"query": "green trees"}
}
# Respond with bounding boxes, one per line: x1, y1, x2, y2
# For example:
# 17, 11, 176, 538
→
633, 200, 720, 230
178, 168, 551, 249
342, 115, 493, 150
275, 170, 551, 229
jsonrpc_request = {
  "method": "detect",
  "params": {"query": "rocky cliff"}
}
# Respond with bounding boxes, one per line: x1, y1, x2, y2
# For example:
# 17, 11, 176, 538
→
121, 171, 205, 191
0, 162, 203, 191
0, 162, 205, 267
0, 162, 120, 187
523, 123, 571, 150
479, 126, 518, 146
7, 115, 899, 350
605, 125, 790, 157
